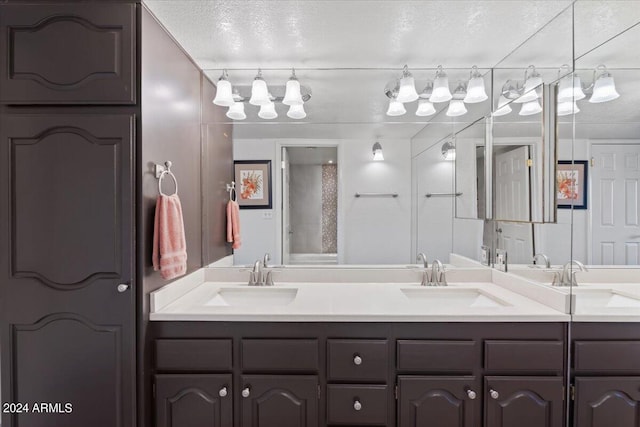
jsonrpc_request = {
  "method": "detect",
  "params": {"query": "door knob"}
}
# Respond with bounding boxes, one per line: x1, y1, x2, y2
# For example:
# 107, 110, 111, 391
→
489, 389, 499, 399
117, 284, 130, 293
466, 389, 477, 400
353, 355, 363, 365
353, 400, 362, 411
242, 387, 251, 398
219, 387, 228, 397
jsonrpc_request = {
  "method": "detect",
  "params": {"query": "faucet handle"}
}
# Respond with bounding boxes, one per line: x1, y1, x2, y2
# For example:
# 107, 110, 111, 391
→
264, 270, 275, 286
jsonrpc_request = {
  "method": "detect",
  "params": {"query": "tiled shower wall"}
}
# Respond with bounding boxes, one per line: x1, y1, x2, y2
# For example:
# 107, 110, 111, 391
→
322, 164, 338, 253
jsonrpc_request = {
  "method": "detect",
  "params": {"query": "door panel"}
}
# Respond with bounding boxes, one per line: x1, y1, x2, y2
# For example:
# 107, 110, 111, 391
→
0, 3, 136, 104
575, 377, 640, 427
0, 114, 135, 427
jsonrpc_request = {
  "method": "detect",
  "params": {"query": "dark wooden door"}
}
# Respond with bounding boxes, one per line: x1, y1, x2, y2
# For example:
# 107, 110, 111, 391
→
0, 3, 136, 104
574, 377, 640, 427
485, 376, 564, 427
398, 376, 479, 427
155, 374, 232, 427
0, 114, 135, 427
240, 375, 318, 427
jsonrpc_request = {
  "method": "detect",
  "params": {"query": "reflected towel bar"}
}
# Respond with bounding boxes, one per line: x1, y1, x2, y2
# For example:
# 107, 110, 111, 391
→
425, 192, 463, 198
355, 192, 399, 198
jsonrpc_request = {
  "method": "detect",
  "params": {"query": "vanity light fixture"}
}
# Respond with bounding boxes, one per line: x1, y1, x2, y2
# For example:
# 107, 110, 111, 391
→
515, 65, 542, 103
213, 69, 235, 106
519, 99, 542, 116
492, 95, 512, 117
282, 68, 304, 106
557, 100, 580, 116
258, 100, 278, 119
557, 64, 586, 103
463, 66, 488, 103
249, 69, 271, 106
287, 103, 307, 119
589, 65, 620, 103
430, 65, 453, 103
226, 101, 246, 120
396, 65, 420, 103
446, 81, 467, 117
441, 141, 456, 160
415, 99, 436, 116
372, 142, 384, 161
386, 97, 407, 116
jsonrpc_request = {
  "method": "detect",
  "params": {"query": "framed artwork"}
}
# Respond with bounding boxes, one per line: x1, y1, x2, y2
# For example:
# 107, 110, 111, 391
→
234, 160, 272, 209
557, 160, 588, 209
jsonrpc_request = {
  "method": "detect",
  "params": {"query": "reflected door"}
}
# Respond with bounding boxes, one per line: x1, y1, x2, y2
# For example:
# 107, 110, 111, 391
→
592, 144, 640, 265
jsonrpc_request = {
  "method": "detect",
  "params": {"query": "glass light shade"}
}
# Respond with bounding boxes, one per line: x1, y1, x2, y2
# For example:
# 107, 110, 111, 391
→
226, 102, 246, 120
557, 101, 580, 116
249, 77, 270, 106
372, 142, 384, 161
515, 75, 542, 103
396, 75, 419, 103
492, 95, 512, 117
589, 75, 620, 103
258, 102, 278, 119
463, 76, 488, 103
213, 79, 235, 106
430, 75, 452, 103
446, 99, 467, 117
415, 100, 436, 116
557, 74, 586, 102
441, 142, 456, 160
386, 99, 406, 116
287, 104, 307, 119
519, 99, 542, 116
283, 78, 304, 105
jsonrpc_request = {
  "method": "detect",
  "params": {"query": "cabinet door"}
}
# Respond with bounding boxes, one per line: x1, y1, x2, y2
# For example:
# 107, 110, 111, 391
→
0, 3, 136, 104
398, 376, 479, 427
240, 375, 318, 427
155, 375, 232, 427
485, 376, 564, 427
575, 377, 640, 427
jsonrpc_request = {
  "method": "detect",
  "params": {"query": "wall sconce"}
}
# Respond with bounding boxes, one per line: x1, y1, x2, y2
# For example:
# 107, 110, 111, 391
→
372, 142, 384, 161
441, 141, 455, 160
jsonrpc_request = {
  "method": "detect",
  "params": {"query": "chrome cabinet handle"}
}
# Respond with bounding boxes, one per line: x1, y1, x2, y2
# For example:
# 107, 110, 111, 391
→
353, 355, 362, 365
117, 284, 130, 293
489, 389, 499, 399
353, 400, 362, 411
466, 389, 477, 400
242, 387, 250, 398
219, 387, 228, 397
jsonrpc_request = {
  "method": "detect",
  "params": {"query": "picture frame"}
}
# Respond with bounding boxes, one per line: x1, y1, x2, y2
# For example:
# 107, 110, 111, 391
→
234, 160, 272, 209
557, 160, 588, 210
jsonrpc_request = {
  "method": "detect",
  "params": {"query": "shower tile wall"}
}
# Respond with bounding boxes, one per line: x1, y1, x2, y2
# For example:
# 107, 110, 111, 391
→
322, 164, 338, 253
290, 165, 323, 253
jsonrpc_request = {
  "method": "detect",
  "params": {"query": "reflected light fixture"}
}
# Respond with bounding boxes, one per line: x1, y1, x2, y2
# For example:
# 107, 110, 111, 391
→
557, 100, 580, 116
258, 100, 278, 119
212, 70, 235, 106
415, 99, 436, 116
287, 103, 307, 119
557, 64, 586, 103
519, 99, 542, 116
249, 69, 270, 106
441, 141, 456, 160
430, 65, 453, 103
386, 97, 407, 116
590, 65, 620, 103
463, 66, 488, 103
492, 95, 512, 117
396, 65, 419, 103
283, 68, 304, 106
372, 142, 384, 161
226, 102, 246, 120
515, 65, 542, 103
446, 82, 467, 117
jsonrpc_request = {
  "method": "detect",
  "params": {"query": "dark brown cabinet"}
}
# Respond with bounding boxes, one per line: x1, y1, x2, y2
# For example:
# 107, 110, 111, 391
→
0, 3, 136, 104
155, 374, 232, 427
574, 377, 640, 427
397, 376, 479, 427
239, 375, 319, 427
485, 377, 564, 427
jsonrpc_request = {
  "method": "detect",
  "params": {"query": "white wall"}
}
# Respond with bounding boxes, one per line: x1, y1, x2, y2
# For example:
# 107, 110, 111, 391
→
233, 138, 412, 265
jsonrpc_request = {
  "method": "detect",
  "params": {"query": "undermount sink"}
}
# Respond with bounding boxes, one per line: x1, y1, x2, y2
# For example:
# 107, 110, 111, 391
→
573, 288, 640, 309
205, 287, 298, 307
400, 287, 510, 309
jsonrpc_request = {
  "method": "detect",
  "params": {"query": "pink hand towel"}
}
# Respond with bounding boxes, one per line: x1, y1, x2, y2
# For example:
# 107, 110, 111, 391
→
152, 194, 188, 280
226, 199, 241, 249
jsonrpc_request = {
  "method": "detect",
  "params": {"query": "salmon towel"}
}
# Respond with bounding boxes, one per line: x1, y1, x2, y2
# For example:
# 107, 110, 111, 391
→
152, 194, 187, 280
226, 200, 241, 249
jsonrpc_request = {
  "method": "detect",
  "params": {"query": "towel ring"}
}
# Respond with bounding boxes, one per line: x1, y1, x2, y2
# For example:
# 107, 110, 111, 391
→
158, 161, 178, 196
227, 181, 237, 202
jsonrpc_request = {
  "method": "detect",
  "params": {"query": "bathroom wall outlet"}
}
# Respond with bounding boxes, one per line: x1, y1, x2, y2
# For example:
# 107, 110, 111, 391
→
495, 249, 508, 272
481, 245, 491, 266
262, 211, 273, 219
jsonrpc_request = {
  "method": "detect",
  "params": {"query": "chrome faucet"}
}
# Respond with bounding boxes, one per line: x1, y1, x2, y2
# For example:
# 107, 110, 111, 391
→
417, 253, 430, 286
417, 253, 428, 269
248, 260, 262, 286
533, 253, 551, 268
429, 259, 447, 286
557, 260, 589, 287
263, 252, 271, 268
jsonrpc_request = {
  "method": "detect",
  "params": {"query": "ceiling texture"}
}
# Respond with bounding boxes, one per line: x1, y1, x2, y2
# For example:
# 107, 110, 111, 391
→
143, 0, 640, 140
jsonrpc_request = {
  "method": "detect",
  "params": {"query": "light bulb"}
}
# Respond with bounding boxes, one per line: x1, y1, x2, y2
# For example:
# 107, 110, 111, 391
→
249, 70, 270, 106
430, 66, 452, 103
492, 95, 512, 117
446, 99, 467, 117
415, 100, 436, 116
283, 70, 304, 106
212, 72, 235, 106
258, 101, 278, 119
226, 102, 246, 120
557, 72, 585, 103
590, 68, 620, 103
386, 98, 406, 116
396, 65, 419, 103
463, 66, 488, 103
287, 104, 306, 119
519, 99, 542, 116
557, 101, 580, 116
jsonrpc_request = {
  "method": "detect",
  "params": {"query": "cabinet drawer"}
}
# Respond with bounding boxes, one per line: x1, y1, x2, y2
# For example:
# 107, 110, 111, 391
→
327, 384, 388, 425
241, 339, 319, 372
397, 340, 477, 373
155, 339, 232, 371
485, 340, 563, 373
574, 341, 640, 373
328, 339, 388, 382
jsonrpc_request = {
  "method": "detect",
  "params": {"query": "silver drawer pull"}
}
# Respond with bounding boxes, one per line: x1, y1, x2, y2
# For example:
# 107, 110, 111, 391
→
219, 387, 228, 398
353, 400, 362, 411
466, 389, 477, 400
490, 389, 499, 400
117, 283, 130, 293
353, 355, 362, 365
242, 387, 250, 398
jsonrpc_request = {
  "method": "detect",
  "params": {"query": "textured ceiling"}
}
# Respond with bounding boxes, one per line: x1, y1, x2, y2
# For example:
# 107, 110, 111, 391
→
143, 0, 640, 140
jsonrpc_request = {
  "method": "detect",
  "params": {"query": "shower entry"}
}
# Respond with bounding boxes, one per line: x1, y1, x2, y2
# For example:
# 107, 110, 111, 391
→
282, 146, 338, 264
